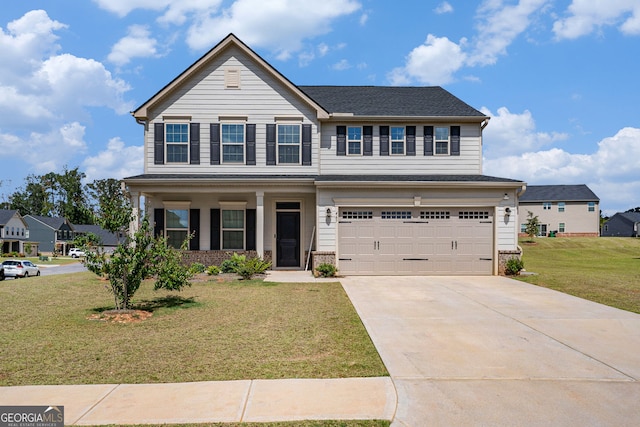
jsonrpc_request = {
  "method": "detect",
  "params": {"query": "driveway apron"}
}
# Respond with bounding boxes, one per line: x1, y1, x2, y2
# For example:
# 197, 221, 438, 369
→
341, 276, 640, 426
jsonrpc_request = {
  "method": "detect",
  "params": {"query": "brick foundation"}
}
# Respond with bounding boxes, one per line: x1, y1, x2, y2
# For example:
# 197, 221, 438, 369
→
498, 249, 522, 276
311, 251, 336, 271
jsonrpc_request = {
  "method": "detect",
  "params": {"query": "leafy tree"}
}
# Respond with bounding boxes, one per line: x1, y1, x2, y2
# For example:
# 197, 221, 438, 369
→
87, 178, 132, 233
9, 174, 54, 216
84, 217, 193, 310
524, 210, 541, 242
55, 167, 93, 224
626, 207, 640, 213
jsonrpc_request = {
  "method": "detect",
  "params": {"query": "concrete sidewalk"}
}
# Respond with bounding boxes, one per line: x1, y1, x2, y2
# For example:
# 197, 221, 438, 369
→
1, 378, 396, 425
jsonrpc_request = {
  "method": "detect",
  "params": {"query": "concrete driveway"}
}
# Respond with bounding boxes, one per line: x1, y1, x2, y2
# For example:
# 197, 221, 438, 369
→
341, 276, 640, 426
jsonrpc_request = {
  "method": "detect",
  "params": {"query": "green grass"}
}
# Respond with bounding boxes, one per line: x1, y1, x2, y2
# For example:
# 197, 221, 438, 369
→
0, 273, 388, 386
516, 237, 640, 313
0, 256, 80, 266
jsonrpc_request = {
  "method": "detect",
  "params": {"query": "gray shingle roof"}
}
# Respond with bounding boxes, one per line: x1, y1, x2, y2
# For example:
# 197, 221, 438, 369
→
616, 212, 640, 223
26, 215, 68, 230
0, 209, 18, 226
73, 224, 124, 246
299, 86, 487, 117
519, 185, 599, 202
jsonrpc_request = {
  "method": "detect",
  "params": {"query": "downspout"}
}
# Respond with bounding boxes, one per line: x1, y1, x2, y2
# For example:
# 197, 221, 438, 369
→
516, 184, 527, 255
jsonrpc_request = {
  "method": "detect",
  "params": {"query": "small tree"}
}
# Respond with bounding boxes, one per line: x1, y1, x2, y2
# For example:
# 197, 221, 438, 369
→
524, 210, 541, 242
84, 217, 193, 310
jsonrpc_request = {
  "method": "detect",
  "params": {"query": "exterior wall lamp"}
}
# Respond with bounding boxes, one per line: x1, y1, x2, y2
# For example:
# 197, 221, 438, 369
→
326, 207, 332, 219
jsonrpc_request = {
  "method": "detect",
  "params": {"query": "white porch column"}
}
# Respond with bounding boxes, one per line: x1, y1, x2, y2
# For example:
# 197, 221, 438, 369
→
256, 190, 264, 258
129, 191, 140, 237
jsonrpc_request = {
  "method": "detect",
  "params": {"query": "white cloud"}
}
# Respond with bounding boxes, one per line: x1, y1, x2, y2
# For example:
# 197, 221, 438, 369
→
185, 0, 361, 58
108, 25, 160, 66
481, 106, 568, 157
466, 0, 549, 66
434, 2, 454, 14
388, 34, 466, 85
83, 138, 144, 181
553, 0, 640, 39
332, 59, 351, 71
0, 122, 88, 173
92, 0, 223, 22
484, 127, 640, 214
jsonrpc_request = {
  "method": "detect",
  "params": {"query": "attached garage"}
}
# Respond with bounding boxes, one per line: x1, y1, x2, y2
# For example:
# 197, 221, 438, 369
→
337, 208, 494, 275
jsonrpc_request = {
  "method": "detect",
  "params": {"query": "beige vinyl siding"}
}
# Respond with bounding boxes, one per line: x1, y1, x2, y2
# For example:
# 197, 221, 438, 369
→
144, 46, 320, 175
520, 201, 600, 235
318, 123, 482, 175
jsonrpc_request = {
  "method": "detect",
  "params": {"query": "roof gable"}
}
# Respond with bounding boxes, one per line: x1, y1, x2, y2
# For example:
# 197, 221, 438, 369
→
519, 184, 599, 202
0, 209, 27, 227
25, 215, 70, 230
133, 34, 329, 120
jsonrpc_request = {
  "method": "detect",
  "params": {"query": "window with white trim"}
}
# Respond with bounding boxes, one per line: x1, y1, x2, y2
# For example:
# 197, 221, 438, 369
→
166, 123, 189, 163
390, 127, 405, 155
558, 202, 565, 212
559, 223, 565, 232
166, 208, 189, 248
222, 210, 244, 250
588, 202, 595, 212
543, 202, 552, 210
221, 123, 245, 163
347, 127, 362, 155
435, 126, 449, 155
278, 124, 301, 164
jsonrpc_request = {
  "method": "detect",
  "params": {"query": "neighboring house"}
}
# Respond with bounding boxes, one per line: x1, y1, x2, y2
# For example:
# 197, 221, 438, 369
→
24, 215, 76, 254
518, 184, 600, 237
124, 34, 525, 276
0, 209, 38, 255
73, 224, 126, 253
601, 212, 640, 237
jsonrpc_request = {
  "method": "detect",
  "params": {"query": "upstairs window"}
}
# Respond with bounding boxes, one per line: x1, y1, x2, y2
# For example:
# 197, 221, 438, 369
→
347, 127, 362, 155
543, 202, 552, 210
391, 127, 405, 155
166, 123, 189, 163
221, 124, 245, 163
558, 202, 565, 212
278, 124, 301, 164
435, 127, 450, 155
588, 202, 595, 212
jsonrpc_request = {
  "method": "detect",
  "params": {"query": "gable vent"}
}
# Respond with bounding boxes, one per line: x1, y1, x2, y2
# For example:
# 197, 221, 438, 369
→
225, 68, 240, 89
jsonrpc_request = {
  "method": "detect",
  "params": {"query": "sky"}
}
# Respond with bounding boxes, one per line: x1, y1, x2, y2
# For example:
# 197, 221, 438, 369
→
0, 0, 639, 215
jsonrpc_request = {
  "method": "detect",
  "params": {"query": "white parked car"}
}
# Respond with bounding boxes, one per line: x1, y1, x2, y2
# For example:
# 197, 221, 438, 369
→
2, 260, 40, 278
69, 248, 86, 258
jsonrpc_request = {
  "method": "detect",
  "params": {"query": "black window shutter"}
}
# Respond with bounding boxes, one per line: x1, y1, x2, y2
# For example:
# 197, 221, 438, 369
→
189, 209, 200, 250
424, 126, 434, 156
210, 209, 220, 250
154, 208, 164, 238
450, 126, 461, 156
246, 124, 256, 165
363, 126, 373, 156
210, 123, 220, 165
406, 126, 416, 156
266, 124, 276, 165
246, 209, 256, 251
154, 123, 164, 164
379, 126, 389, 156
190, 123, 200, 164
336, 126, 346, 156
302, 124, 312, 165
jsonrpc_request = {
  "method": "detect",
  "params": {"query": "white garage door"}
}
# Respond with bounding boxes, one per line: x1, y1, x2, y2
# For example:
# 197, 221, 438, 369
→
338, 208, 493, 275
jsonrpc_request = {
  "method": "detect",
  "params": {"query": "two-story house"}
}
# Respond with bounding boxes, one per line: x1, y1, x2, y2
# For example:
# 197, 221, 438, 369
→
24, 215, 76, 255
0, 209, 37, 255
124, 34, 525, 275
518, 185, 600, 237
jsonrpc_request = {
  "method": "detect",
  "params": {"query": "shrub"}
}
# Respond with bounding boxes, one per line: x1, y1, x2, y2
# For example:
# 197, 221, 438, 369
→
505, 257, 524, 275
315, 263, 338, 278
206, 265, 220, 276
236, 257, 272, 280
189, 262, 206, 274
220, 253, 246, 273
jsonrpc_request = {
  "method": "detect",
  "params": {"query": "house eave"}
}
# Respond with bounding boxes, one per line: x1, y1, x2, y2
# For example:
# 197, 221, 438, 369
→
325, 114, 489, 123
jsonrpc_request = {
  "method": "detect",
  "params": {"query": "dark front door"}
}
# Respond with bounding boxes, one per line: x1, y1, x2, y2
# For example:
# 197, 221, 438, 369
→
276, 211, 300, 267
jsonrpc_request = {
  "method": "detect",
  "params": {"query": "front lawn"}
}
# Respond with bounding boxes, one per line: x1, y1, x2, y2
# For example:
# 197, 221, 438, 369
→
0, 272, 387, 386
516, 237, 640, 314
